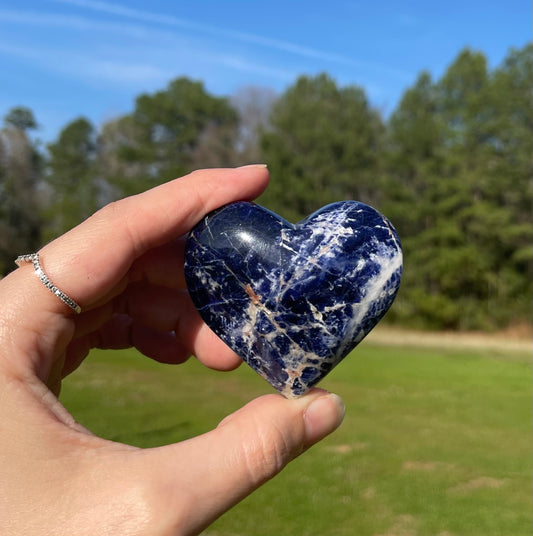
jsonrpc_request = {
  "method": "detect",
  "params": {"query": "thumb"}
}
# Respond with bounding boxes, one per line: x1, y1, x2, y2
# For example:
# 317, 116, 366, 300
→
145, 390, 345, 535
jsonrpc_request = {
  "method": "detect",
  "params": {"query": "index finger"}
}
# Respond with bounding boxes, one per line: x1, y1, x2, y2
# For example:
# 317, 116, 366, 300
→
40, 165, 269, 310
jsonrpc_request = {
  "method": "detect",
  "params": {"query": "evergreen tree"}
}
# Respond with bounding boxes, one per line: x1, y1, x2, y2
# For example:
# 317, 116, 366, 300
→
384, 46, 532, 329
0, 107, 42, 275
1, 44, 530, 329
45, 117, 99, 239
100, 77, 238, 197
260, 74, 384, 222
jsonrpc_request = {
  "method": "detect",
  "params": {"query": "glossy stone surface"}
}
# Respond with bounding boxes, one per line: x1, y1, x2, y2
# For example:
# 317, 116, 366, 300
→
184, 201, 402, 397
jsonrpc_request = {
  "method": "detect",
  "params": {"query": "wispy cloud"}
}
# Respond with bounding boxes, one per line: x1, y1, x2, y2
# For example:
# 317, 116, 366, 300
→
217, 56, 294, 81
51, 0, 402, 74
0, 8, 296, 86
0, 39, 174, 86
0, 0, 412, 103
0, 8, 150, 38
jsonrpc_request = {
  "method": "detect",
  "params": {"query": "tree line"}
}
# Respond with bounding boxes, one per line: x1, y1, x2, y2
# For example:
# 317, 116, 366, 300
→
1, 44, 531, 331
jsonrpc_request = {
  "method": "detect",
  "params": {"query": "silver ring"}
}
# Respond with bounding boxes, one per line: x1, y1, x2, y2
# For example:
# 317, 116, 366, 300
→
15, 253, 82, 314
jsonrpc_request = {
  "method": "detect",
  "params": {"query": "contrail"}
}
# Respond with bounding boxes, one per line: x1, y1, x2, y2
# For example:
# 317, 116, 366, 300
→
51, 0, 366, 67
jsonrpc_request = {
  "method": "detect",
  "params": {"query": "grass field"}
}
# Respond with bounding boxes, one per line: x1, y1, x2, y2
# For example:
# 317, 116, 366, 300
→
60, 335, 531, 536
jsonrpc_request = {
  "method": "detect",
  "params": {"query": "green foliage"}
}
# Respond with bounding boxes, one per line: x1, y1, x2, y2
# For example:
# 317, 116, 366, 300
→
1, 45, 531, 329
260, 73, 385, 222
3, 106, 38, 131
60, 342, 532, 535
382, 46, 533, 329
45, 117, 99, 239
0, 108, 42, 272
100, 77, 238, 197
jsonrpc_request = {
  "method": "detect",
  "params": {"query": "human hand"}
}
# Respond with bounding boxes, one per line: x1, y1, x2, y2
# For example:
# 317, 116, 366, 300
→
0, 166, 345, 535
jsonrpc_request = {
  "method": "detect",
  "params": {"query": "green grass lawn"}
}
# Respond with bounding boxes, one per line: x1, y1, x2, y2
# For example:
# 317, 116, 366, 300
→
60, 339, 532, 536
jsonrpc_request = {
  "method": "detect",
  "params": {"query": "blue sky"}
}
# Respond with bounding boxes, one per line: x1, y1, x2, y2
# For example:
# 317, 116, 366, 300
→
0, 0, 531, 142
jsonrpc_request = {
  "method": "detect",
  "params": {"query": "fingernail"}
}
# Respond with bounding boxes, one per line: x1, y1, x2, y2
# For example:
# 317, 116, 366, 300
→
238, 164, 268, 169
302, 393, 345, 445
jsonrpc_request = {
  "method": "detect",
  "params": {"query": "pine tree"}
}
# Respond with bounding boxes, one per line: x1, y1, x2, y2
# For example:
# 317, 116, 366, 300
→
260, 73, 384, 223
0, 107, 42, 274
45, 117, 99, 239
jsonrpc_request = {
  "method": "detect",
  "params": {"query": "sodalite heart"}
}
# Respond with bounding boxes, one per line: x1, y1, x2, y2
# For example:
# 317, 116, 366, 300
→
184, 201, 402, 398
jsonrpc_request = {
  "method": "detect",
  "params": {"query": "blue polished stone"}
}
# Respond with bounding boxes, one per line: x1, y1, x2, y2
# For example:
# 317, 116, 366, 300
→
184, 201, 402, 397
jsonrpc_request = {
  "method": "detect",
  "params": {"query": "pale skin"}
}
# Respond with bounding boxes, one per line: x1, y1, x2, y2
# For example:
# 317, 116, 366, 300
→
0, 166, 345, 536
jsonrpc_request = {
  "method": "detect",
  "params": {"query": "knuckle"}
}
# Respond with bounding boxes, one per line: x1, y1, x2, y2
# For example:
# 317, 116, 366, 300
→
240, 416, 302, 487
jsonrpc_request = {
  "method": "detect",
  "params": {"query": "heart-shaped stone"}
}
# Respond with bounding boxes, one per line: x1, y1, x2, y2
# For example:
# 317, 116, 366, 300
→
184, 201, 402, 398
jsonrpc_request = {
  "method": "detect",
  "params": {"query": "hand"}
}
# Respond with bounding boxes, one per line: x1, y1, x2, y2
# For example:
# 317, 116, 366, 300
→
0, 166, 345, 536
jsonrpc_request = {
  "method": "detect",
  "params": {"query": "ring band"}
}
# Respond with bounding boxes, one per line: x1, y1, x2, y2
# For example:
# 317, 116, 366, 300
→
15, 253, 82, 314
